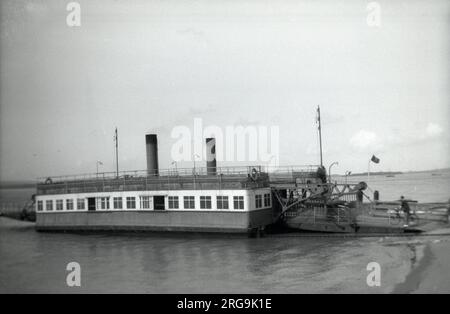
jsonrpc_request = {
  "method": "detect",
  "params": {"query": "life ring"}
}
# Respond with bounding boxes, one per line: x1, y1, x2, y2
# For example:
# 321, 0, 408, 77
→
250, 168, 260, 181
356, 181, 367, 191
44, 177, 53, 184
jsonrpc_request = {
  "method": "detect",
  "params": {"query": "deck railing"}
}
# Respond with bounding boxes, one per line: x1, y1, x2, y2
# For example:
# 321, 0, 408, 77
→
36, 165, 321, 195
37, 165, 319, 183
284, 205, 355, 224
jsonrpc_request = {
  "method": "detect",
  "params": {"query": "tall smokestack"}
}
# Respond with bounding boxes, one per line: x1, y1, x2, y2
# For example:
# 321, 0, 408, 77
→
146, 134, 159, 176
206, 138, 217, 176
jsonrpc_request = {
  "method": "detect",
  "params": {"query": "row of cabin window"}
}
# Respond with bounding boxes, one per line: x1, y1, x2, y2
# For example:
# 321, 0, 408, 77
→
170, 194, 270, 210
37, 196, 152, 211
36, 195, 251, 211
37, 199, 85, 211
174, 196, 244, 210
255, 193, 271, 209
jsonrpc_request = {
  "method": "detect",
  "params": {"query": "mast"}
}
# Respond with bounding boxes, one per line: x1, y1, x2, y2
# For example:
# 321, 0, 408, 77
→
317, 106, 323, 167
115, 127, 119, 178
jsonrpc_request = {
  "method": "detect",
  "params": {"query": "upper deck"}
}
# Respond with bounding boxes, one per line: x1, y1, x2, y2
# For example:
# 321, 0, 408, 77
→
36, 165, 321, 195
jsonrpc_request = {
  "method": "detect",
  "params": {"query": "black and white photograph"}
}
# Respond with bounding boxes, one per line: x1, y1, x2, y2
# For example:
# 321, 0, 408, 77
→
0, 0, 449, 297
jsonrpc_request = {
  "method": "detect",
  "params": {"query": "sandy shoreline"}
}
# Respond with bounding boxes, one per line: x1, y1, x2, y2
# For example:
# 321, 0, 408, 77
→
393, 236, 450, 293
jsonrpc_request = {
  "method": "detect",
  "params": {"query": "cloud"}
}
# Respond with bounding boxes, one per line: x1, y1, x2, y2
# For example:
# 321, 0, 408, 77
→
349, 130, 382, 151
177, 28, 212, 45
423, 123, 444, 139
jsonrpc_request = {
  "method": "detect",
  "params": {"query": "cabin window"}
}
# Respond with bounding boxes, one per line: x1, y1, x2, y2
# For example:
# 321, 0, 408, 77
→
183, 196, 195, 209
37, 200, 43, 211
233, 196, 244, 210
113, 197, 122, 209
126, 197, 136, 209
255, 195, 262, 209
264, 193, 271, 207
140, 196, 151, 209
200, 196, 212, 209
168, 196, 179, 209
87, 198, 96, 211
56, 199, 64, 211
217, 196, 229, 209
99, 197, 110, 210
66, 199, 74, 210
154, 196, 165, 210
46, 200, 53, 211
77, 198, 85, 210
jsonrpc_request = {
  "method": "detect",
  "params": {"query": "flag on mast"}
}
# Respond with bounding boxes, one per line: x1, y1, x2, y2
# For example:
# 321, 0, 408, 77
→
371, 155, 380, 164
316, 106, 321, 126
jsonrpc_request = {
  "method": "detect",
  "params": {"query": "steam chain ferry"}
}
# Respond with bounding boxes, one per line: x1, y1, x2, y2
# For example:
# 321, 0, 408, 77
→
34, 110, 425, 234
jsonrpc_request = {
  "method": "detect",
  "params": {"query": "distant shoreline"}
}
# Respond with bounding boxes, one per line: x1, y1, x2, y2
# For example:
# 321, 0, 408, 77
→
334, 167, 450, 177
349, 171, 403, 177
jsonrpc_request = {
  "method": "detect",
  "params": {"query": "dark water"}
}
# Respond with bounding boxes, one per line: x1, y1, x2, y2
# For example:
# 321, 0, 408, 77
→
0, 187, 35, 203
1, 218, 414, 293
0, 187, 35, 215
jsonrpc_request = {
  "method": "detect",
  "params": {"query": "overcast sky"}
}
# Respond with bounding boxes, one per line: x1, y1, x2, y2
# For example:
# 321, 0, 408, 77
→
0, 0, 449, 180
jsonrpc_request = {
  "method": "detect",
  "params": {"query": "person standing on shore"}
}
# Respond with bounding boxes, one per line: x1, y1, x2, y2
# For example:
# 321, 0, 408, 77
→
400, 196, 411, 227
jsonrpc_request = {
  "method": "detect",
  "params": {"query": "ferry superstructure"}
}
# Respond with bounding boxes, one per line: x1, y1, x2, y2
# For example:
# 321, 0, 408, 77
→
35, 135, 278, 233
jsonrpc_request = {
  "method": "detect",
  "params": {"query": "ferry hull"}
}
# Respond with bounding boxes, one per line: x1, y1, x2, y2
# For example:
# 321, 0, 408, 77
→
35, 208, 274, 234
285, 220, 356, 233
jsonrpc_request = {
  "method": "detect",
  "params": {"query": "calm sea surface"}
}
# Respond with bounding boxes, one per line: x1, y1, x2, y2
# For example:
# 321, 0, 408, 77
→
0, 170, 448, 293
335, 169, 450, 203
0, 217, 418, 293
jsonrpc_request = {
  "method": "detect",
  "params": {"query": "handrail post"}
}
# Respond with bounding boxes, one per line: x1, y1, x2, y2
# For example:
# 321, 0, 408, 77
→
388, 206, 391, 225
